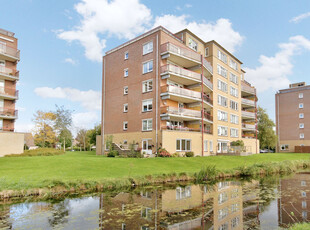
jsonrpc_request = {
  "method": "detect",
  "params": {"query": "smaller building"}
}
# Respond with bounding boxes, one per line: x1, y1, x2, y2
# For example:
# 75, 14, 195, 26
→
276, 82, 310, 152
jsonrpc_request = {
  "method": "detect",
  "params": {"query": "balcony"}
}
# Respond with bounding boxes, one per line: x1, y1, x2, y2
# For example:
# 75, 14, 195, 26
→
242, 110, 256, 119
160, 106, 201, 121
0, 66, 19, 81
0, 87, 19, 100
242, 133, 256, 139
203, 112, 213, 123
0, 44, 20, 62
202, 57, 213, 76
162, 125, 200, 132
241, 98, 255, 108
202, 94, 213, 107
0, 127, 14, 132
241, 83, 255, 96
161, 42, 201, 68
161, 85, 201, 103
0, 108, 18, 119
203, 77, 213, 91
242, 123, 256, 131
161, 64, 201, 85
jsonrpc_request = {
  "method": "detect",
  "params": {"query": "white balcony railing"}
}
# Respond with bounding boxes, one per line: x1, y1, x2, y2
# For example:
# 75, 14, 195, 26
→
242, 123, 256, 130
166, 85, 201, 99
202, 58, 213, 74
0, 66, 19, 79
165, 107, 201, 118
0, 44, 20, 60
161, 42, 201, 62
241, 98, 255, 106
242, 111, 256, 118
203, 77, 213, 90
161, 64, 201, 81
241, 85, 255, 94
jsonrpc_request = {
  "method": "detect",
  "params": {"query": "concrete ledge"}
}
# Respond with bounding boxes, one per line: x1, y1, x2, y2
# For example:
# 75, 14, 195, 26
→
0, 132, 24, 156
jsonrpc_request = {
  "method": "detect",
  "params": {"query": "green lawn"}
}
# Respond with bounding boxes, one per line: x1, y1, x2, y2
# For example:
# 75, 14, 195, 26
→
0, 151, 310, 191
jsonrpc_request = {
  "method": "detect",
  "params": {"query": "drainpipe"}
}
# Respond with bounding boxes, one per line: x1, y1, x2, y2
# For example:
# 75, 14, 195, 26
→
255, 88, 258, 154
155, 34, 159, 156
101, 57, 106, 155
201, 55, 204, 156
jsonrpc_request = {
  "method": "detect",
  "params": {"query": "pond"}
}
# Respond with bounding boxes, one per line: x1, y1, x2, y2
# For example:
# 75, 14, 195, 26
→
0, 172, 309, 229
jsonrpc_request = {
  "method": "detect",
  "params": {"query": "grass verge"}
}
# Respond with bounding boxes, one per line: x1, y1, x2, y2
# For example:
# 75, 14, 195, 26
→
5, 148, 64, 157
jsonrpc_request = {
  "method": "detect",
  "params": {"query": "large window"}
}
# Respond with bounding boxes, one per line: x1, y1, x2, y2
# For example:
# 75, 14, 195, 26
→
230, 114, 239, 124
142, 99, 152, 112
218, 192, 228, 204
176, 186, 191, 200
218, 95, 228, 107
204, 140, 208, 152
142, 79, 153, 93
143, 41, 153, 55
230, 128, 239, 137
210, 141, 213, 152
229, 59, 238, 70
143, 60, 153, 74
230, 72, 238, 84
218, 126, 228, 136
230, 100, 238, 111
231, 217, 240, 228
218, 207, 229, 220
217, 64, 227, 78
218, 79, 228, 92
218, 110, 228, 121
188, 38, 198, 51
218, 50, 227, 63
230, 86, 238, 97
142, 119, 152, 131
176, 139, 191, 151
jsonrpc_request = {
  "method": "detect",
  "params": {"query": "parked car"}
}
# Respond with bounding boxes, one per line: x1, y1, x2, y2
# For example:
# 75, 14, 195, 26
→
260, 149, 269, 153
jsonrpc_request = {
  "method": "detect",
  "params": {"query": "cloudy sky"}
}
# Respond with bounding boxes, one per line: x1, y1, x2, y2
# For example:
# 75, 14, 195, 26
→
1, 0, 310, 134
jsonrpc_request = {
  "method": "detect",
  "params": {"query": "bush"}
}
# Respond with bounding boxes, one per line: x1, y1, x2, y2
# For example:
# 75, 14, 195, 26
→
107, 150, 118, 157
127, 151, 143, 158
158, 148, 171, 157
171, 152, 181, 157
185, 151, 194, 157
5, 148, 64, 157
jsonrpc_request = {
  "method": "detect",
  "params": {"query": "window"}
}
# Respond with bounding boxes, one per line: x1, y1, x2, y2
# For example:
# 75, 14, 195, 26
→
219, 223, 229, 230
217, 64, 227, 78
218, 207, 229, 220
231, 188, 239, 198
302, 201, 307, 209
230, 128, 239, 137
123, 103, 128, 112
205, 47, 209, 57
301, 181, 307, 186
218, 192, 228, 204
143, 41, 153, 55
123, 86, 128, 95
188, 38, 197, 51
299, 103, 304, 109
141, 207, 152, 219
142, 79, 153, 93
218, 126, 228, 136
280, 144, 289, 150
123, 121, 128, 130
176, 139, 191, 151
0, 118, 2, 130
230, 72, 238, 84
124, 68, 128, 77
231, 217, 240, 228
231, 203, 239, 213
230, 86, 238, 97
143, 60, 153, 74
302, 191, 307, 197
218, 110, 228, 121
218, 50, 227, 63
300, 133, 305, 139
124, 51, 129, 60
176, 186, 191, 199
230, 114, 239, 124
142, 99, 152, 112
122, 223, 126, 230
300, 123, 304, 129
218, 79, 228, 92
210, 141, 213, 152
299, 93, 304, 98
230, 100, 238, 111
299, 113, 304, 118
204, 140, 208, 152
302, 211, 307, 219
218, 95, 228, 107
142, 119, 152, 131
229, 59, 238, 70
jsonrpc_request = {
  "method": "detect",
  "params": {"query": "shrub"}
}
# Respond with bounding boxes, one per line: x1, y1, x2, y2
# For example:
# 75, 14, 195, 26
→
185, 151, 194, 157
194, 165, 219, 182
158, 148, 171, 157
127, 151, 143, 158
5, 148, 64, 157
171, 152, 181, 157
107, 150, 118, 157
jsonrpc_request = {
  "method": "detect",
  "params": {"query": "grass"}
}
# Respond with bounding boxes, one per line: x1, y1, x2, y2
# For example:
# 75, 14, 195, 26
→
0, 151, 310, 196
288, 222, 310, 230
5, 148, 64, 157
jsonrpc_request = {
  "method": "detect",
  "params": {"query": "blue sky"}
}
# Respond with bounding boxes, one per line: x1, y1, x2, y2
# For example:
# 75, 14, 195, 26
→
1, 0, 310, 134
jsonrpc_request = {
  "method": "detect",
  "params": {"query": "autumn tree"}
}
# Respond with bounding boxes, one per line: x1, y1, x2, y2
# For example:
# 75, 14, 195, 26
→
257, 106, 277, 150
33, 110, 56, 147
76, 129, 89, 151
87, 124, 101, 147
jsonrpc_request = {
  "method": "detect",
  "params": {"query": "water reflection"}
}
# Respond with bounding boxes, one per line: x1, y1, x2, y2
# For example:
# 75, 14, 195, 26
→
0, 173, 309, 229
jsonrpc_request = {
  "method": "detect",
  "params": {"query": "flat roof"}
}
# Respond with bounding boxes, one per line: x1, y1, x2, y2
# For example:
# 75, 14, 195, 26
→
0, 28, 15, 37
277, 84, 310, 94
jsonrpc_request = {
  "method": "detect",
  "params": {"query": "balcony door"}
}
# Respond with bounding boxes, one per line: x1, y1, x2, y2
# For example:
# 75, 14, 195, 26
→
0, 80, 4, 94
0, 99, 3, 112
142, 139, 152, 155
0, 118, 2, 130
0, 60, 4, 73
217, 141, 228, 153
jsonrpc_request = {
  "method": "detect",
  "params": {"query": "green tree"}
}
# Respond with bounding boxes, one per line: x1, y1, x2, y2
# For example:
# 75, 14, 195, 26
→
257, 106, 277, 149
59, 128, 73, 148
87, 124, 101, 146
76, 129, 89, 151
54, 105, 73, 150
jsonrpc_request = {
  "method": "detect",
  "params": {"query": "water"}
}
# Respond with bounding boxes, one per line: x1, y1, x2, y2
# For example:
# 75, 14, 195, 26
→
0, 173, 310, 230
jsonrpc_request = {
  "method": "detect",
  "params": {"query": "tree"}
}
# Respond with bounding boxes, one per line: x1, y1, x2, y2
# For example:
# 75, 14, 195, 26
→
58, 128, 73, 148
76, 129, 89, 151
257, 106, 277, 149
33, 110, 57, 147
54, 105, 73, 149
87, 124, 101, 147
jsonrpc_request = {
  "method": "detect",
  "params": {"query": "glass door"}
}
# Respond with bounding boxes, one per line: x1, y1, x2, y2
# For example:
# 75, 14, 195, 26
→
142, 139, 152, 155
0, 119, 2, 130
0, 80, 4, 94
0, 60, 4, 73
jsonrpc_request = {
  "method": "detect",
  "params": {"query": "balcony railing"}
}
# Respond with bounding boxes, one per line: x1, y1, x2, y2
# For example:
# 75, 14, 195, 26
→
161, 42, 201, 62
0, 44, 20, 60
161, 64, 201, 81
0, 127, 14, 132
203, 77, 213, 90
203, 112, 213, 121
241, 84, 255, 94
242, 123, 256, 130
242, 134, 256, 139
0, 108, 18, 118
202, 57, 213, 74
163, 85, 201, 100
241, 98, 255, 106
203, 94, 213, 105
242, 110, 256, 118
162, 106, 201, 118
0, 66, 19, 78
0, 87, 19, 98
162, 126, 201, 132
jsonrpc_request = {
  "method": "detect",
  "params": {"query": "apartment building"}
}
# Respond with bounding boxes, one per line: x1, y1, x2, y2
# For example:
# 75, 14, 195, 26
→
101, 26, 259, 156
276, 82, 310, 152
0, 28, 19, 132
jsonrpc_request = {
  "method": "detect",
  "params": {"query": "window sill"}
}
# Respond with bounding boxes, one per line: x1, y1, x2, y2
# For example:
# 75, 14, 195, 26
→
142, 130, 152, 132
142, 70, 153, 75
142, 91, 153, 94
142, 110, 152, 113
143, 51, 153, 56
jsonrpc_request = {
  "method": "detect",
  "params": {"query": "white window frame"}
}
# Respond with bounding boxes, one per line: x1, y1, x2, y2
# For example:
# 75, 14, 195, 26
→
300, 133, 305, 139
217, 64, 227, 78
299, 113, 304, 119
142, 99, 153, 112
209, 141, 213, 152
299, 93, 304, 98
124, 68, 128, 77
124, 51, 129, 60
280, 144, 289, 150
229, 59, 238, 70
299, 103, 304, 109
123, 86, 128, 95
230, 86, 238, 98
218, 110, 228, 122
123, 103, 128, 113
218, 49, 227, 63
205, 47, 209, 57
176, 139, 191, 152
188, 37, 198, 51
230, 128, 239, 138
218, 125, 228, 136
142, 79, 153, 93
218, 79, 228, 93
123, 121, 128, 131
230, 72, 238, 84
143, 60, 153, 74
204, 140, 208, 152
230, 100, 239, 111
143, 41, 153, 55
142, 119, 152, 131
300, 123, 304, 129
230, 114, 239, 124
218, 95, 228, 107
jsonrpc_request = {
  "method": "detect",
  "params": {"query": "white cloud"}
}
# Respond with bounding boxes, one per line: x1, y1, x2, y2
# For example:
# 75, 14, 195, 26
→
15, 122, 34, 133
57, 0, 152, 62
34, 87, 101, 111
185, 4, 192, 8
153, 16, 244, 53
290, 12, 310, 23
244, 35, 310, 92
64, 58, 77, 65
72, 111, 99, 130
